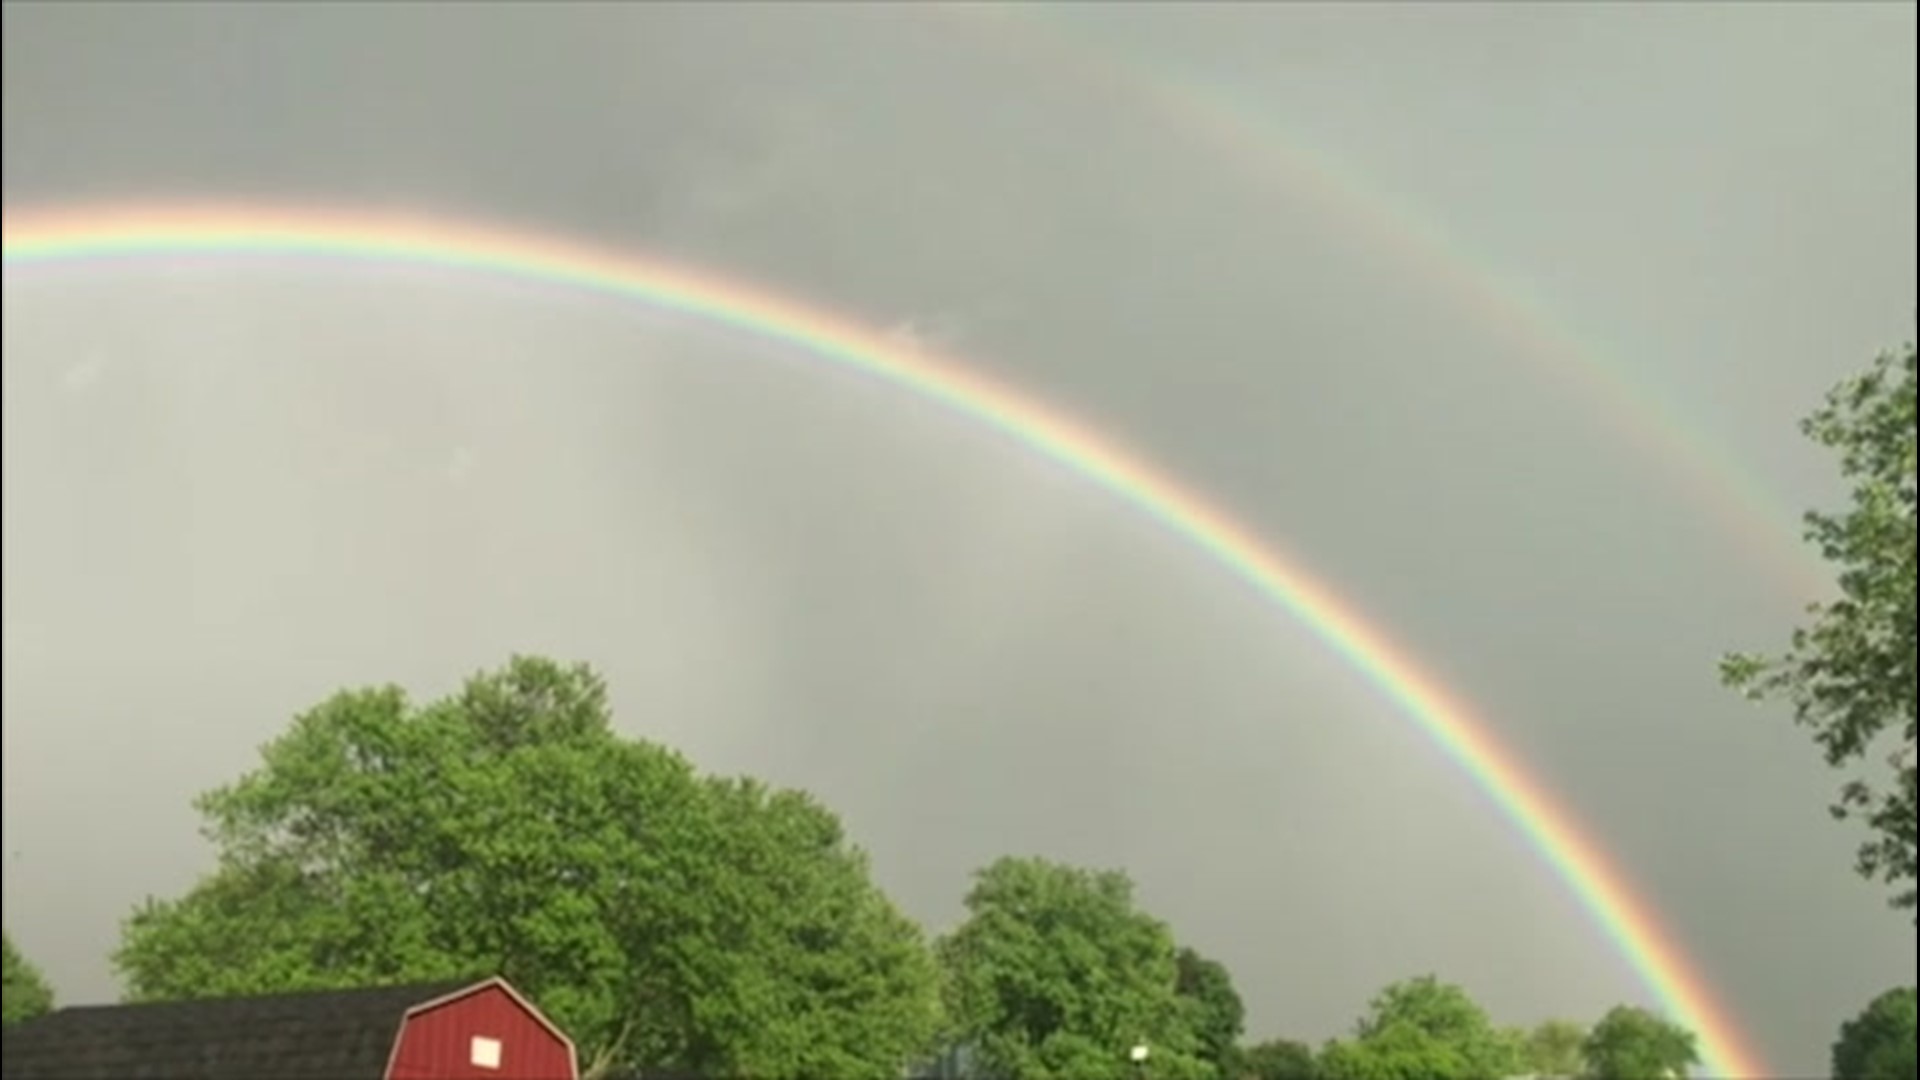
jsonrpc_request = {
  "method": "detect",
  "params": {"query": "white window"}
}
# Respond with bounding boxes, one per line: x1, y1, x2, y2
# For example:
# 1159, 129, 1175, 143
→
470, 1036, 503, 1070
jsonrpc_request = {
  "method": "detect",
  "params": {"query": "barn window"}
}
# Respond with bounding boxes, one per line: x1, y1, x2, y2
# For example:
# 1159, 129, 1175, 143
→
470, 1035, 503, 1070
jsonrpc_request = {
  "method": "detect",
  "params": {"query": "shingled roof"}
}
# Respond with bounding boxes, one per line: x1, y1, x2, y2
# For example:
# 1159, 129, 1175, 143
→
0, 979, 481, 1080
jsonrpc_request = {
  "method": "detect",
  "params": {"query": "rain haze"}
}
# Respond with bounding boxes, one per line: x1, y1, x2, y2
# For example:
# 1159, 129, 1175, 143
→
2, 2, 1915, 1076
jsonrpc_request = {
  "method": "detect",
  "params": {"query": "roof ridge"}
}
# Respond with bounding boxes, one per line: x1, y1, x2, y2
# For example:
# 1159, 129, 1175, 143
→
40, 976, 487, 1014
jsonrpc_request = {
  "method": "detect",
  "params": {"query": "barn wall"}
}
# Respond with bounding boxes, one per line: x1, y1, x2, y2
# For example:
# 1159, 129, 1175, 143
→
386, 985, 575, 1080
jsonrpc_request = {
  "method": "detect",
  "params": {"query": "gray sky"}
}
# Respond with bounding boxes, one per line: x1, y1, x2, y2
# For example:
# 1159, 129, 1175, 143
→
2, 2, 1914, 1075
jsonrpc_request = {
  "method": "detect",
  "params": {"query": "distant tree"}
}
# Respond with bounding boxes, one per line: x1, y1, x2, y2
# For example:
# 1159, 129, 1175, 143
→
936, 856, 1211, 1080
1316, 976, 1519, 1080
1832, 987, 1916, 1080
1579, 1005, 1699, 1080
1859, 1033, 1916, 1080
1175, 947, 1247, 1079
1319, 1022, 1468, 1080
112, 656, 942, 1079
1521, 1018, 1587, 1077
1238, 1038, 1319, 1080
2, 930, 55, 1025
1723, 343, 1917, 913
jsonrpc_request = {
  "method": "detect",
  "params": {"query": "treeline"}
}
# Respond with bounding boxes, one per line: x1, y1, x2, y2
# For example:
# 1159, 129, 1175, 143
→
0, 656, 1907, 1080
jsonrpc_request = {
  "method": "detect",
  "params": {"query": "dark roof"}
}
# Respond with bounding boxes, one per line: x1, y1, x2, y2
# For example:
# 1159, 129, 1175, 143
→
0, 979, 482, 1080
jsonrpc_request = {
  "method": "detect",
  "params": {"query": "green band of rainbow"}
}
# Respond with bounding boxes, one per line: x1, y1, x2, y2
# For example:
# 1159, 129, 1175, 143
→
1, 204, 1768, 1079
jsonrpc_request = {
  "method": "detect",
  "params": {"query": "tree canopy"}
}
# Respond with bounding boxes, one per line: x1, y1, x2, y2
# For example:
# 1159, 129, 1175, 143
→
111, 656, 942, 1079
1861, 1036, 1917, 1080
1175, 947, 1247, 1079
1315, 976, 1520, 1080
1580, 1004, 1701, 1080
2, 930, 55, 1025
1237, 1038, 1320, 1080
1724, 343, 1918, 912
1832, 986, 1916, 1080
935, 856, 1211, 1080
1519, 1018, 1587, 1077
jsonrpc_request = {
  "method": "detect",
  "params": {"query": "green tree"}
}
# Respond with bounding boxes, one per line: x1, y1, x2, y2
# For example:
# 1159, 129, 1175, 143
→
1723, 343, 1917, 912
1316, 976, 1519, 1080
1175, 947, 1246, 1079
2, 930, 55, 1025
112, 656, 942, 1079
678, 775, 945, 1079
1579, 1005, 1699, 1080
1319, 1023, 1466, 1080
1521, 1019, 1587, 1077
1859, 1034, 1915, 1080
936, 856, 1211, 1080
1239, 1038, 1319, 1080
1831, 987, 1916, 1080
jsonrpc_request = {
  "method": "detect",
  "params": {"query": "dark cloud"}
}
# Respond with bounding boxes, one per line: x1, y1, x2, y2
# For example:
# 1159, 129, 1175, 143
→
4, 3, 1914, 1074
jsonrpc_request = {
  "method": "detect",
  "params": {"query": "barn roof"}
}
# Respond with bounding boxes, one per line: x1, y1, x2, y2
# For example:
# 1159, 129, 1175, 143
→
0, 979, 481, 1080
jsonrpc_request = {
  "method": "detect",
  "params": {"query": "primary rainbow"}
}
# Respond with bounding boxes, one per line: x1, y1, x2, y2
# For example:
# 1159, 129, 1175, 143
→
2, 203, 1768, 1078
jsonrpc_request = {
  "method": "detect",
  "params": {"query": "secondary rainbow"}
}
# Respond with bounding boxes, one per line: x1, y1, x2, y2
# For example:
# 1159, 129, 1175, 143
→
2, 203, 1768, 1078
934, 2, 1828, 598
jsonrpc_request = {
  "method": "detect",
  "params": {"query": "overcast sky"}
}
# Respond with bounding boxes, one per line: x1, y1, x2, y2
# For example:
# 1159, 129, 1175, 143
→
3, 3, 1915, 1075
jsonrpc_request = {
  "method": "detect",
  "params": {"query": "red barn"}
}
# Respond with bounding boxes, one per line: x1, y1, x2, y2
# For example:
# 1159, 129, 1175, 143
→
0, 975, 578, 1080
387, 978, 578, 1080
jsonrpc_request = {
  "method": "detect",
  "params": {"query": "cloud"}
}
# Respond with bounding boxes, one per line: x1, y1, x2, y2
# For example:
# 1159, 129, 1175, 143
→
59, 355, 107, 394
1, 7, 1913, 1074
445, 445, 476, 487
883, 312, 968, 355
652, 98, 840, 231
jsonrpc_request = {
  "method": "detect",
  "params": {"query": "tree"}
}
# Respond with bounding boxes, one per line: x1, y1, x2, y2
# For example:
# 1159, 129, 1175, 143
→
1723, 343, 1917, 912
935, 856, 1211, 1080
1175, 947, 1246, 1079
1579, 1005, 1700, 1080
1832, 987, 1916, 1080
1238, 1038, 1319, 1080
2, 930, 55, 1025
1318, 1022, 1473, 1080
1315, 976, 1519, 1080
676, 775, 946, 1079
1520, 1019, 1587, 1077
1859, 1034, 1916, 1080
112, 656, 942, 1079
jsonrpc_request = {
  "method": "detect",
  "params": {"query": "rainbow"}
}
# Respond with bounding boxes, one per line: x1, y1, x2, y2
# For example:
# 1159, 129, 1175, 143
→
935, 2, 1829, 598
2, 203, 1768, 1078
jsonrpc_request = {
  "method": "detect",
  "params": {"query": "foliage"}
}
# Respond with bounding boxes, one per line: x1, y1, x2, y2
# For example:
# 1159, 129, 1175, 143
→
1175, 947, 1247, 1079
1724, 343, 1918, 912
1832, 987, 1916, 1080
1519, 1018, 1587, 1077
1319, 1023, 1472, 1080
1579, 1005, 1700, 1080
1315, 976, 1519, 1080
1859, 1033, 1916, 1080
2, 930, 55, 1025
112, 656, 942, 1079
1237, 1039, 1319, 1080
678, 775, 945, 1079
935, 856, 1211, 1080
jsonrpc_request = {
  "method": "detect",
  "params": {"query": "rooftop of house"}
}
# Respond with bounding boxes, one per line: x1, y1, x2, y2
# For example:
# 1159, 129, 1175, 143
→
0, 979, 481, 1080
